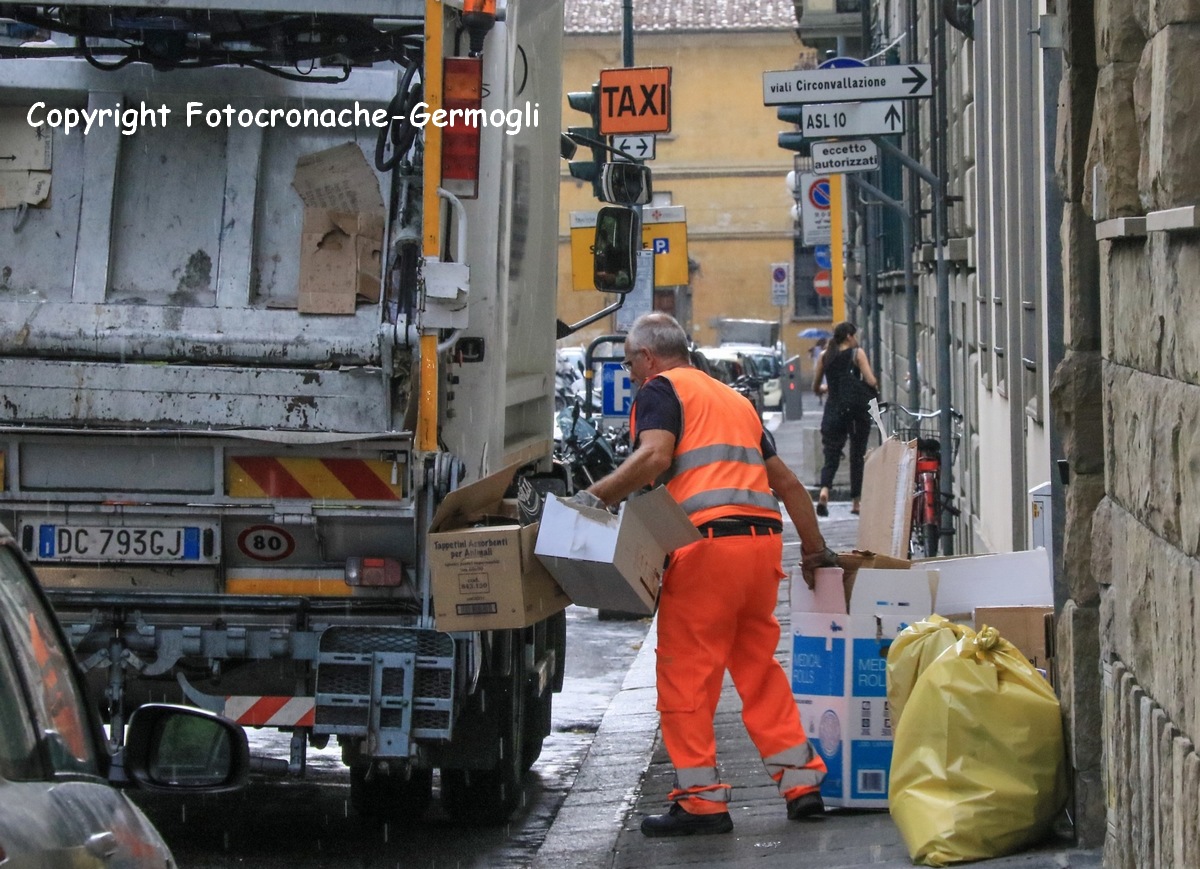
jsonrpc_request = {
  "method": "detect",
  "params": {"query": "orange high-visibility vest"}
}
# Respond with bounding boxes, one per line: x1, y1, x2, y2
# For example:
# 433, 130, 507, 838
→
631, 367, 780, 527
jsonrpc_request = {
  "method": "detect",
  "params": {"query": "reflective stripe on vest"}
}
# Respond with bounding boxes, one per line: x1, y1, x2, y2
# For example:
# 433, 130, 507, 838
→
633, 367, 780, 527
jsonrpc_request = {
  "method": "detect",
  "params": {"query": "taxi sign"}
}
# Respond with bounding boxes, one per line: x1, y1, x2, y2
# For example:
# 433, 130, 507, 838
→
598, 66, 672, 135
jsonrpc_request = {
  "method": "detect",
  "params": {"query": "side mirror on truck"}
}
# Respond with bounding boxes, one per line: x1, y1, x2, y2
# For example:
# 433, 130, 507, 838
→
593, 206, 640, 294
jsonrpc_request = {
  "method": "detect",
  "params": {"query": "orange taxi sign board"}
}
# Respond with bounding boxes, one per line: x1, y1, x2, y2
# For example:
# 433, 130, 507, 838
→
598, 66, 672, 135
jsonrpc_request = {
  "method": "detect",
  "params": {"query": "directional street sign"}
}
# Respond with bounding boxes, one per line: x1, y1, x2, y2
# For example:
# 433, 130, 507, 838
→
613, 134, 656, 161
800, 100, 903, 137
811, 139, 879, 174
762, 63, 932, 106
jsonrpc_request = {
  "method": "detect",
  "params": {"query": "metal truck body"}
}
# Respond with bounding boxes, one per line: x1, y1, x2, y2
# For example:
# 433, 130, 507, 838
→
0, 0, 567, 821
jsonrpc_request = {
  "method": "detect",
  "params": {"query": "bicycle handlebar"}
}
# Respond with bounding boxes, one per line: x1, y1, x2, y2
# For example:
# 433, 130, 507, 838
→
876, 401, 963, 422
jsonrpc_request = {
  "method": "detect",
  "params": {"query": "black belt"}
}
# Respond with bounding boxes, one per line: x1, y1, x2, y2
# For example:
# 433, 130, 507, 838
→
697, 517, 783, 539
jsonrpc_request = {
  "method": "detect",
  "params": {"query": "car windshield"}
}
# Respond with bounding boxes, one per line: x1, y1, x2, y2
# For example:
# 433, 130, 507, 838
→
0, 548, 98, 776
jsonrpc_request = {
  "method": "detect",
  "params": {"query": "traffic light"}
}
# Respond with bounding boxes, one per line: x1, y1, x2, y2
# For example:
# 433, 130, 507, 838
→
566, 84, 605, 197
777, 105, 810, 156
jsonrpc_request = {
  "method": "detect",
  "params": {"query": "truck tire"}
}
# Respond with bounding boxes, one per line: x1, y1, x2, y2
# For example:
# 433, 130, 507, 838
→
440, 641, 526, 824
349, 764, 433, 824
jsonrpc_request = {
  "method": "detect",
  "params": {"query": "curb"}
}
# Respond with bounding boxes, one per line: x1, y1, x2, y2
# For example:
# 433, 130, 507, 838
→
532, 618, 659, 869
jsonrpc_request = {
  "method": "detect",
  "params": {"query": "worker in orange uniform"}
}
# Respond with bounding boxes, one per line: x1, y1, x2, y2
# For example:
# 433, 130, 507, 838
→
575, 312, 835, 836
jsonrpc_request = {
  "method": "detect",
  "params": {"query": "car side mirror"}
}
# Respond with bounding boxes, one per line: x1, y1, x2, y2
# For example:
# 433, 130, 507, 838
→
593, 206, 640, 294
121, 704, 250, 793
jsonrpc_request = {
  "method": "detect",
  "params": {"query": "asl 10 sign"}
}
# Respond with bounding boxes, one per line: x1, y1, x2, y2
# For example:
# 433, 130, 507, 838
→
598, 66, 672, 135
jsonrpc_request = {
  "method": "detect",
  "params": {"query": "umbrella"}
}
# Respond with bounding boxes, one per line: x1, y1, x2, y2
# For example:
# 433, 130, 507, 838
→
798, 328, 832, 339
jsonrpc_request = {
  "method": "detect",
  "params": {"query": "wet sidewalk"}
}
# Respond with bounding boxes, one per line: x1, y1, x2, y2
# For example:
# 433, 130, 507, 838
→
533, 417, 1102, 869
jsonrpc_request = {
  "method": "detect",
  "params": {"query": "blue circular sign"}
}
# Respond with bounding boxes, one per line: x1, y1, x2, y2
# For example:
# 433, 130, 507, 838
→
813, 245, 832, 270
773, 266, 788, 283
818, 56, 867, 69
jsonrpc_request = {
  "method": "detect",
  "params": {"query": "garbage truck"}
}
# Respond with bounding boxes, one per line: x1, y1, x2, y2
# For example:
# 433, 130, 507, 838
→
0, 0, 638, 823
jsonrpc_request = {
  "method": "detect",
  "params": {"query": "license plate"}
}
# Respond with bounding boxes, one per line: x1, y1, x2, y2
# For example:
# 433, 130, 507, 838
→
27, 523, 217, 563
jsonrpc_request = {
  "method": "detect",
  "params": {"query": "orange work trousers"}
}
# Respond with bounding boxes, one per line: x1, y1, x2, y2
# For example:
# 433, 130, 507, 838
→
656, 528, 825, 813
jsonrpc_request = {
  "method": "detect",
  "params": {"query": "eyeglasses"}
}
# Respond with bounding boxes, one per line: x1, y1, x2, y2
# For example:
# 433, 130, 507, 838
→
621, 348, 640, 371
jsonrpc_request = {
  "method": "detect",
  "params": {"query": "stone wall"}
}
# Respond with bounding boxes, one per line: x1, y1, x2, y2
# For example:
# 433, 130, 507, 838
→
1066, 0, 1200, 862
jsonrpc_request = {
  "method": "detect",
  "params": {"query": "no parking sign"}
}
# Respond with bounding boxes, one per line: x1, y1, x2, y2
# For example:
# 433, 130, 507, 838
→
801, 172, 832, 245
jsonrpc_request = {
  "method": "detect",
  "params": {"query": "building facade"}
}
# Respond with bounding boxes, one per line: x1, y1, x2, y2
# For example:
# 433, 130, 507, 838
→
824, 0, 1200, 861
559, 1, 827, 357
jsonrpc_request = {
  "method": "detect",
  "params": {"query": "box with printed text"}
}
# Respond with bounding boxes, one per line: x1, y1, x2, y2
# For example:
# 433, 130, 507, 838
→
791, 567, 933, 809
428, 466, 569, 632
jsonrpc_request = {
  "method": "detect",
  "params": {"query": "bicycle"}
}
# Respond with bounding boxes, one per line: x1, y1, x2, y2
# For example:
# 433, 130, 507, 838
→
877, 402, 964, 558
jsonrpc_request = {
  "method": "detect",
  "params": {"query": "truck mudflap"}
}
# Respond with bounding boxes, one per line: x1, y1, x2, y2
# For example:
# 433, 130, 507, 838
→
314, 626, 456, 757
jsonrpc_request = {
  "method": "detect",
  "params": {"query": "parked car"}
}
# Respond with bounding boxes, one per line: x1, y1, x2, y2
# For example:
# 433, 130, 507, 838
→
698, 345, 783, 410
0, 526, 249, 867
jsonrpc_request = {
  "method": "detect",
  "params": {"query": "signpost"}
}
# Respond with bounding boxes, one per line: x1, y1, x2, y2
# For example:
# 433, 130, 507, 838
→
811, 139, 880, 174
598, 66, 672, 135
800, 100, 903, 137
613, 134, 656, 161
770, 262, 790, 307
762, 64, 932, 105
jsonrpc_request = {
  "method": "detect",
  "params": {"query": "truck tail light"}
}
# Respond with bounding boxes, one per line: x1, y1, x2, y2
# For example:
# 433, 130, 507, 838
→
441, 57, 482, 199
344, 557, 405, 587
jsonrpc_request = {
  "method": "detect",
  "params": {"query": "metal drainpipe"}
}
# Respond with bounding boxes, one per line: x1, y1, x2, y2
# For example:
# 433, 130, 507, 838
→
930, 0, 955, 554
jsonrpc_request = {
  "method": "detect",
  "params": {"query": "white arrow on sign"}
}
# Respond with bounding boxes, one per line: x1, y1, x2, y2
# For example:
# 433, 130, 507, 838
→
811, 139, 880, 174
800, 101, 904, 138
613, 134, 656, 161
762, 64, 932, 106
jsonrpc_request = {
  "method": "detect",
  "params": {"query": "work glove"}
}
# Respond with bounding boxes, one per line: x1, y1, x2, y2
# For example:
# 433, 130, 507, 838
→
565, 490, 605, 510
799, 545, 839, 590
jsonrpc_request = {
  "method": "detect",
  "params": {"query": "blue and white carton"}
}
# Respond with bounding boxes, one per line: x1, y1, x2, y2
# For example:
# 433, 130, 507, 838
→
791, 566, 933, 809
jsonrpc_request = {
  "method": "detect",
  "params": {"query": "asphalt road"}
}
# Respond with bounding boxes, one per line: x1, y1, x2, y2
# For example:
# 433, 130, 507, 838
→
133, 605, 651, 869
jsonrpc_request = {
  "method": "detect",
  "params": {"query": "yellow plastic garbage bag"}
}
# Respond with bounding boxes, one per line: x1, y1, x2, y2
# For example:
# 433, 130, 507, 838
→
885, 614, 972, 727
888, 625, 1068, 866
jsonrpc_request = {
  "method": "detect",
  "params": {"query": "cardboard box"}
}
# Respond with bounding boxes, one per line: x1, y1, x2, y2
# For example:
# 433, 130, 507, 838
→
428, 466, 569, 632
974, 605, 1054, 670
533, 487, 700, 615
789, 547, 1055, 809
833, 549, 912, 609
791, 567, 935, 809
291, 143, 384, 314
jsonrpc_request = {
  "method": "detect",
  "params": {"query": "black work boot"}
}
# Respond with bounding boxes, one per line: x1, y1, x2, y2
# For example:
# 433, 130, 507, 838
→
640, 802, 733, 837
786, 790, 826, 820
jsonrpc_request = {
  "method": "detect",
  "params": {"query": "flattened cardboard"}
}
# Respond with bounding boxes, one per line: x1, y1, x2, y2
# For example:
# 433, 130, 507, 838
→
0, 107, 52, 208
974, 605, 1054, 670
291, 143, 384, 314
916, 547, 1052, 622
428, 465, 569, 632
534, 487, 700, 615
856, 438, 918, 558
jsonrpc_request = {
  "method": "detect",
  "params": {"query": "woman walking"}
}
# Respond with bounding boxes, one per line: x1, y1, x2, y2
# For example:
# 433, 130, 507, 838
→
812, 321, 879, 516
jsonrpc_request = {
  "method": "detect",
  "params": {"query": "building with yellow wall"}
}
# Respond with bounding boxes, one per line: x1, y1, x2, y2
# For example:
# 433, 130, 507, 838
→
559, 1, 828, 359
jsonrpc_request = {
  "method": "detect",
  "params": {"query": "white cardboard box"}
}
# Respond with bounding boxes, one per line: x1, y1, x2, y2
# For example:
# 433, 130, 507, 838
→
533, 487, 700, 615
792, 567, 934, 809
789, 547, 1055, 809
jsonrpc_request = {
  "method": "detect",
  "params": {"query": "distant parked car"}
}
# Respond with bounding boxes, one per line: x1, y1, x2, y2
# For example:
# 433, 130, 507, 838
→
0, 525, 249, 868
698, 345, 783, 410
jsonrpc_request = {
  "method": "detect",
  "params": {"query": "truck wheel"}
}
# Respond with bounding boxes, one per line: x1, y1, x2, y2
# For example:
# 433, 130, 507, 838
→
440, 642, 526, 823
349, 764, 433, 824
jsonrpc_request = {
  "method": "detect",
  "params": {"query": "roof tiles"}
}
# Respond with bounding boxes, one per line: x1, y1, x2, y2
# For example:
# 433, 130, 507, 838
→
563, 0, 799, 34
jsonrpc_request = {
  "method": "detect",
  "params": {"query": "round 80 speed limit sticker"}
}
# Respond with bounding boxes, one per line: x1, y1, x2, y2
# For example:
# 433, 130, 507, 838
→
237, 524, 296, 562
